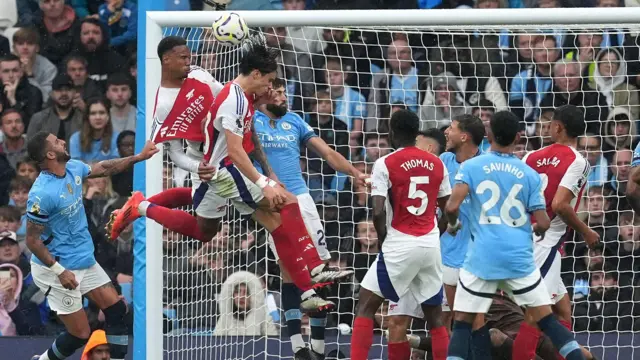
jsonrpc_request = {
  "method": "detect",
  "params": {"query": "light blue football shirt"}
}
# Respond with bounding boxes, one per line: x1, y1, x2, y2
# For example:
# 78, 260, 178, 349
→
333, 86, 367, 131
439, 149, 482, 269
26, 160, 96, 270
253, 110, 317, 196
455, 151, 546, 280
632, 141, 640, 168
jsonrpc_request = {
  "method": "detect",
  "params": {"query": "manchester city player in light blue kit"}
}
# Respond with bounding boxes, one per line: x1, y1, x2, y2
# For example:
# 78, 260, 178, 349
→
444, 111, 586, 360
26, 131, 158, 360
626, 138, 640, 213
254, 78, 366, 360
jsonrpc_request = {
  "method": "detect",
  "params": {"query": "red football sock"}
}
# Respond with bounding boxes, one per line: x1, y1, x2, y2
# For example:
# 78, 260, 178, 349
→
146, 205, 210, 242
388, 341, 411, 360
513, 322, 541, 360
556, 319, 573, 359
429, 326, 450, 360
279, 203, 324, 271
351, 317, 374, 360
148, 187, 193, 208
272, 224, 313, 292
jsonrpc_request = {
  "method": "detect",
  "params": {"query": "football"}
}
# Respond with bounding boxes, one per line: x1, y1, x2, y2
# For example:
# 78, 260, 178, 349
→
211, 12, 249, 47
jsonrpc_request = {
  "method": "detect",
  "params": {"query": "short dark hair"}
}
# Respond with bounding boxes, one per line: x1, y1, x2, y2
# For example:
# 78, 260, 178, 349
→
9, 176, 32, 193
418, 128, 446, 155
13, 27, 40, 46
0, 205, 21, 222
490, 111, 521, 146
1, 108, 23, 123
390, 109, 419, 146
553, 105, 585, 139
106, 73, 132, 89
472, 98, 495, 114
64, 54, 88, 68
0, 54, 20, 66
453, 114, 485, 146
157, 36, 187, 60
271, 78, 286, 90
239, 37, 279, 75
27, 132, 52, 164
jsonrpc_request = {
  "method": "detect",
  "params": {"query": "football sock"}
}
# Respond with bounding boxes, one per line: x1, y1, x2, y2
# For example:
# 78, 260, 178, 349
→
272, 224, 314, 292
144, 204, 210, 242
279, 203, 324, 272
472, 324, 492, 360
147, 187, 193, 208
388, 341, 411, 360
513, 322, 541, 360
538, 314, 585, 360
351, 317, 374, 360
282, 283, 305, 353
447, 321, 472, 360
430, 326, 450, 360
310, 313, 327, 354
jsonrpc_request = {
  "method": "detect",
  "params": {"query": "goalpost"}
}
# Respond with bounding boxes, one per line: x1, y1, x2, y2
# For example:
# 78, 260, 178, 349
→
139, 8, 640, 360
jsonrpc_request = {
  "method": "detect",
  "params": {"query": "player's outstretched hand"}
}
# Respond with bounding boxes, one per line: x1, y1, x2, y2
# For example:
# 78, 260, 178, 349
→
583, 228, 601, 249
353, 171, 370, 188
198, 162, 217, 182
137, 141, 160, 161
58, 270, 79, 290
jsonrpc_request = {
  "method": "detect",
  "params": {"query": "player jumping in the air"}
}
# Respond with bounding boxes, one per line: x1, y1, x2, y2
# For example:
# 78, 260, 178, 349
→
350, 109, 451, 360
520, 104, 597, 360
445, 111, 586, 360
254, 77, 365, 359
26, 132, 159, 360
108, 36, 220, 243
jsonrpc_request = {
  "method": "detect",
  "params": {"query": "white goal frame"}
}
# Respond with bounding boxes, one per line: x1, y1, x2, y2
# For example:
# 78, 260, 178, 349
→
142, 8, 640, 360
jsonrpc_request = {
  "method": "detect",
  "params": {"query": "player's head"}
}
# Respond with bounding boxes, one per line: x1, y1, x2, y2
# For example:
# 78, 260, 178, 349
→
238, 37, 279, 96
444, 114, 485, 151
490, 111, 521, 147
416, 128, 446, 156
264, 78, 288, 118
27, 131, 70, 167
550, 104, 586, 141
157, 36, 190, 80
389, 109, 419, 149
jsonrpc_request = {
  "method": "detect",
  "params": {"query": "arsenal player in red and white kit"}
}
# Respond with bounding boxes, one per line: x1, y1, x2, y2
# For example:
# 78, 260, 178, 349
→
515, 105, 599, 360
351, 110, 451, 360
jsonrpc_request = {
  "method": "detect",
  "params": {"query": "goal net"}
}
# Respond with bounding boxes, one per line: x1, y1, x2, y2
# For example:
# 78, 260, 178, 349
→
143, 9, 640, 360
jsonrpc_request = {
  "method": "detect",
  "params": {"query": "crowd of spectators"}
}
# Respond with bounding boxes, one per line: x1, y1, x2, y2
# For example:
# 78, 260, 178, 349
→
0, 0, 639, 353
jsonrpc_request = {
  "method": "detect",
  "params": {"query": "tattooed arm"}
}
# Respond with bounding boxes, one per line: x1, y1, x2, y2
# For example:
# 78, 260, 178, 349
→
250, 122, 278, 181
25, 221, 55, 267
88, 140, 159, 178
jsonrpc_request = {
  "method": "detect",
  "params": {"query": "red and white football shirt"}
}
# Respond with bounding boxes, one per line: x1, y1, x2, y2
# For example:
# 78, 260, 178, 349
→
523, 143, 590, 247
370, 146, 451, 246
203, 82, 256, 166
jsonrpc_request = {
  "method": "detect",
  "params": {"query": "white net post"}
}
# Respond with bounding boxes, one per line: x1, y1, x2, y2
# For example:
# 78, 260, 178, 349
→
146, 8, 640, 360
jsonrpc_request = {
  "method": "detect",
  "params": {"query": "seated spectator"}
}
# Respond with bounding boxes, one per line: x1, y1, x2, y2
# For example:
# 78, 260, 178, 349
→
573, 268, 639, 332
419, 71, 468, 131
110, 130, 134, 196
98, 0, 137, 54
326, 251, 355, 328
363, 133, 391, 163
602, 107, 638, 161
8, 176, 30, 239
529, 107, 554, 148
74, 18, 126, 89
471, 99, 495, 152
503, 33, 537, 88
352, 219, 378, 283
281, 0, 324, 56
613, 211, 640, 278
578, 133, 609, 188
0, 109, 27, 169
33, 0, 80, 66
80, 329, 110, 360
0, 207, 20, 233
27, 73, 83, 144
540, 59, 609, 134
69, 97, 120, 162
0, 231, 29, 283
306, 90, 349, 173
213, 271, 278, 336
105, 73, 135, 133
15, 158, 38, 182
590, 47, 639, 121
509, 35, 557, 124
0, 262, 45, 336
0, 54, 43, 126
565, 32, 603, 84
64, 54, 103, 105
582, 185, 618, 238
12, 27, 57, 102
324, 57, 366, 146
610, 148, 632, 194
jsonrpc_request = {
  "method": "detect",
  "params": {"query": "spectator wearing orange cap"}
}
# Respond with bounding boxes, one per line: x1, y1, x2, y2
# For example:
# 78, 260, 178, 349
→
81, 330, 110, 360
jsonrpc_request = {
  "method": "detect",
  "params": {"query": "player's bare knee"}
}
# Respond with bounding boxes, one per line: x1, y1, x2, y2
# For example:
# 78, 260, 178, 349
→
528, 305, 553, 323
453, 311, 476, 324
422, 305, 444, 329
388, 316, 409, 342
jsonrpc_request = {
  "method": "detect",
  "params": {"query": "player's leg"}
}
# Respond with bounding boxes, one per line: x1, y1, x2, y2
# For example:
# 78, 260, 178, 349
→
82, 264, 130, 360
506, 270, 585, 360
471, 312, 492, 360
30, 264, 90, 360
387, 294, 423, 360
447, 268, 497, 360
442, 265, 459, 332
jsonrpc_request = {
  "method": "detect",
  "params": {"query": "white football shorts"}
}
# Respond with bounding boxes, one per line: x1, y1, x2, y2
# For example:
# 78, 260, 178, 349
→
31, 262, 111, 315
453, 268, 552, 314
534, 243, 568, 305
268, 193, 331, 261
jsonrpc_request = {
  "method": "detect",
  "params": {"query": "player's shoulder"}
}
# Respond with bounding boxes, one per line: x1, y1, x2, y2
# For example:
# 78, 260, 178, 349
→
254, 110, 269, 124
187, 65, 215, 83
29, 175, 54, 200
282, 111, 305, 124
66, 159, 87, 172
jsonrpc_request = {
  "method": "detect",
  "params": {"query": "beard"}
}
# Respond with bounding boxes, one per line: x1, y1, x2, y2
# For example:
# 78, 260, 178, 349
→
266, 103, 288, 118
56, 149, 71, 162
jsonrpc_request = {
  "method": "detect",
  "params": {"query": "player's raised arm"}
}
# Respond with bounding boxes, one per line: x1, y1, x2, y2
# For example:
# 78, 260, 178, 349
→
370, 159, 389, 244
250, 120, 277, 181
89, 140, 159, 178
306, 136, 368, 187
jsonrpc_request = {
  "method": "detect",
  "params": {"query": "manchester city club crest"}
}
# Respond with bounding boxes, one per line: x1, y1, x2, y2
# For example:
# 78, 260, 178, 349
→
75, 176, 81, 185
281, 122, 292, 131
62, 296, 74, 308
67, 184, 73, 194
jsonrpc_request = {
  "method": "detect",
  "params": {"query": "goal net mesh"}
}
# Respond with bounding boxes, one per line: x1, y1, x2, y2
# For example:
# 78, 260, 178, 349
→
158, 23, 640, 359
